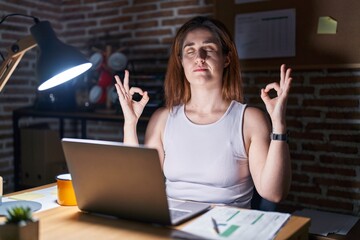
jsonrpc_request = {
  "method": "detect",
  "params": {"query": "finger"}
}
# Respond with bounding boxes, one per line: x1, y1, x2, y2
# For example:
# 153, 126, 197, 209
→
129, 87, 145, 96
123, 70, 130, 93
264, 82, 281, 93
285, 67, 292, 83
260, 88, 270, 101
139, 91, 150, 106
280, 64, 285, 85
114, 75, 126, 100
283, 76, 293, 95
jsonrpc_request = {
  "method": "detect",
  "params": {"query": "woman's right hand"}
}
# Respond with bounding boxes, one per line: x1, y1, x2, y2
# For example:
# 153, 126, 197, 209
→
114, 70, 149, 124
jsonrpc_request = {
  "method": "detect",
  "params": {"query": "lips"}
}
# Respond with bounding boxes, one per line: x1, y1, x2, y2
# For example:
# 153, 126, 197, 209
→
193, 68, 208, 72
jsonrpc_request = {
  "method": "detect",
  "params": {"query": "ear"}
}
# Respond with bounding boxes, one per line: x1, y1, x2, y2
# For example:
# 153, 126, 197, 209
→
224, 55, 230, 68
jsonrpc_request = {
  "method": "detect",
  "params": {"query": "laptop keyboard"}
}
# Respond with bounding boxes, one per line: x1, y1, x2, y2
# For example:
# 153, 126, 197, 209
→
170, 209, 190, 220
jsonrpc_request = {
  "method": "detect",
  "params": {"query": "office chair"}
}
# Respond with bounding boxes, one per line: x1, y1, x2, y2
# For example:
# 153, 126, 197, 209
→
251, 187, 277, 211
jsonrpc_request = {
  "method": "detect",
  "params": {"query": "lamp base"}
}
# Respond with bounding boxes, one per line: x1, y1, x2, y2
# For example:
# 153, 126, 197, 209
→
0, 200, 42, 216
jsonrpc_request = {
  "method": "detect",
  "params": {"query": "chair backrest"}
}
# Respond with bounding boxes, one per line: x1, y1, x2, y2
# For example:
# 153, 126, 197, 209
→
251, 187, 277, 211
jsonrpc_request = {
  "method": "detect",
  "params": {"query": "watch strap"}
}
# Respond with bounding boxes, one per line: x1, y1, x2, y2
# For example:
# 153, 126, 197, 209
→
271, 132, 289, 142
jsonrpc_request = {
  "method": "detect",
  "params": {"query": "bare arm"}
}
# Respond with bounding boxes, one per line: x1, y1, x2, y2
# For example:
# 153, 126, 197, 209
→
247, 64, 293, 202
144, 107, 169, 167
246, 108, 291, 202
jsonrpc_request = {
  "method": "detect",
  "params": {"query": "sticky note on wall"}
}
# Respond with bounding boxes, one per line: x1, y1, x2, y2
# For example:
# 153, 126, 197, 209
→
317, 16, 337, 34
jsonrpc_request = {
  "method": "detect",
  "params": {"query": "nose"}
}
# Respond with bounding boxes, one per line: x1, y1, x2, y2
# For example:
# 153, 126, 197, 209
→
195, 48, 207, 64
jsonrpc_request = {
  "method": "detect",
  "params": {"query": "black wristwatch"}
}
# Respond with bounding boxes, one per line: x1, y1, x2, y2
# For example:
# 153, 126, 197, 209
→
270, 132, 289, 142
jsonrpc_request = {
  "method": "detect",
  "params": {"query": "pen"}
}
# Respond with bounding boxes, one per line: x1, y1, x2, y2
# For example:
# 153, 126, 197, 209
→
211, 217, 220, 234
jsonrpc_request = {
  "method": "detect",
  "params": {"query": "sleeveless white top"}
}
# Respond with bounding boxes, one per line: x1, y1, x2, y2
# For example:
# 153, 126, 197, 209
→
163, 101, 254, 208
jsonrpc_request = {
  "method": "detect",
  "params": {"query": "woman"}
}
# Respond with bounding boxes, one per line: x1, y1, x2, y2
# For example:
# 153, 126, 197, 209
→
115, 16, 292, 208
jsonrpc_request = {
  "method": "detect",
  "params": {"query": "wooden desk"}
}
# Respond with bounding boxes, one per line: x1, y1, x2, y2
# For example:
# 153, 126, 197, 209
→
4, 185, 310, 240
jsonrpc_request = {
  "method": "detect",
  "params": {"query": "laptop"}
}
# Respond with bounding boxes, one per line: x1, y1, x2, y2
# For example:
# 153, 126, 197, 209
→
61, 138, 210, 225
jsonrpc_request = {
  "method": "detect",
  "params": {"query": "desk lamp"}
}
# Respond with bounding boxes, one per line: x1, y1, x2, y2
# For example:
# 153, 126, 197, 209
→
0, 13, 92, 92
0, 13, 92, 215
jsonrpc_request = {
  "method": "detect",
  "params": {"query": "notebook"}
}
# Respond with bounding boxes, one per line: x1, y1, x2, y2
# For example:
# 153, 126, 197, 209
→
61, 138, 210, 225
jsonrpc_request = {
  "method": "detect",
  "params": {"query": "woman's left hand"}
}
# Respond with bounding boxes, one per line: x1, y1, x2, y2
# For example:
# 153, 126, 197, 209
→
260, 64, 293, 132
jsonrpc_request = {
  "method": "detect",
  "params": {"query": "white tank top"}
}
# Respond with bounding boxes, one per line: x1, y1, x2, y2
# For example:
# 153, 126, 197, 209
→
163, 101, 254, 208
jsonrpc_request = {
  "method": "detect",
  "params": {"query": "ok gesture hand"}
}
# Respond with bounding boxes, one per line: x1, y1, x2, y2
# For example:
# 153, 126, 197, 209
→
260, 64, 293, 132
114, 70, 149, 125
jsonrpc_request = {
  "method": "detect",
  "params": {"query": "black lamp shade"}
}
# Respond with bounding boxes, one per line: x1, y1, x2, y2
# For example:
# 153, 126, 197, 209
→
30, 21, 92, 91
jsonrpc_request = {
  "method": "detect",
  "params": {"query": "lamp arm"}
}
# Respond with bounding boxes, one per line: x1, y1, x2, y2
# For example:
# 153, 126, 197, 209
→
0, 35, 37, 92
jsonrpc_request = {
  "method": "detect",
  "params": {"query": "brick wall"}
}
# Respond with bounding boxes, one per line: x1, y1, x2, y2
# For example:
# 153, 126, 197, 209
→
0, 0, 359, 216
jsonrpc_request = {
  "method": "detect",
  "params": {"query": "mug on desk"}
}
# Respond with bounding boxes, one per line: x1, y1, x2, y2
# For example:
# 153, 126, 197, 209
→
56, 173, 77, 206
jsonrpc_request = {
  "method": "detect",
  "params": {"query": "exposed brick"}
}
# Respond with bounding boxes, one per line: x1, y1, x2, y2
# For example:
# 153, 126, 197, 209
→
329, 133, 360, 143
134, 0, 159, 4
286, 119, 305, 129
327, 190, 360, 200
125, 38, 159, 46
254, 76, 279, 85
292, 173, 310, 183
97, 0, 128, 10
289, 86, 315, 94
314, 177, 360, 188
123, 20, 158, 30
310, 76, 360, 85
290, 184, 322, 194
291, 153, 316, 162
302, 143, 358, 154
178, 6, 214, 15
320, 87, 360, 96
88, 26, 120, 35
161, 36, 175, 44
62, 29, 87, 37
160, 0, 199, 9
67, 20, 98, 29
326, 111, 360, 120
319, 155, 359, 165
122, 4, 157, 14
303, 99, 358, 108
135, 29, 172, 37
87, 9, 120, 19
301, 164, 356, 177
60, 0, 81, 6
306, 122, 360, 131
297, 196, 354, 211
136, 10, 174, 20
162, 17, 191, 26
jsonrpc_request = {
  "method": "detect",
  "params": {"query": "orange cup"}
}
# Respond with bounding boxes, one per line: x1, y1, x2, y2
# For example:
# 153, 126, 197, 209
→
56, 173, 77, 206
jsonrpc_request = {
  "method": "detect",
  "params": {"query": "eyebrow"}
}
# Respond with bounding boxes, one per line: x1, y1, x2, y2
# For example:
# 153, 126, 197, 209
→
183, 39, 218, 49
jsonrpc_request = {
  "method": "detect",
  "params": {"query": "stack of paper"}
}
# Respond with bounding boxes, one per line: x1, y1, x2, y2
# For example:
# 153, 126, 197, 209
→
182, 206, 290, 240
293, 208, 359, 236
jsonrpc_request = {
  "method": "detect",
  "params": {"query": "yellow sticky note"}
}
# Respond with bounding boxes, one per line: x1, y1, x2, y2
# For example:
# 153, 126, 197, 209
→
317, 16, 337, 34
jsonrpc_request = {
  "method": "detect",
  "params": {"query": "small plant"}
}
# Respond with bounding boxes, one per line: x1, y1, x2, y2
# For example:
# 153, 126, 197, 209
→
5, 206, 34, 224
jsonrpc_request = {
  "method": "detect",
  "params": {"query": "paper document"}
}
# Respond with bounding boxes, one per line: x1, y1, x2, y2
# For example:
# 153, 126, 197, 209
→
3, 186, 58, 212
235, 9, 296, 59
293, 208, 359, 236
182, 206, 290, 240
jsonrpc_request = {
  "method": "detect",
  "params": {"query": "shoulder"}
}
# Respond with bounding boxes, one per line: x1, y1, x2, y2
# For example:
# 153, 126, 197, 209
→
244, 106, 267, 120
148, 106, 170, 128
243, 106, 271, 140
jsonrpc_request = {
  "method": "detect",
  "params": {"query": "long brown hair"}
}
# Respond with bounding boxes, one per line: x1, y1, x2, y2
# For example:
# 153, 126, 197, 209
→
164, 16, 244, 109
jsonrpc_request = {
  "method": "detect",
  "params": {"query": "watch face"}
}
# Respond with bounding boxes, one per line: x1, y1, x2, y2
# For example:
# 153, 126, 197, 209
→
107, 52, 127, 71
